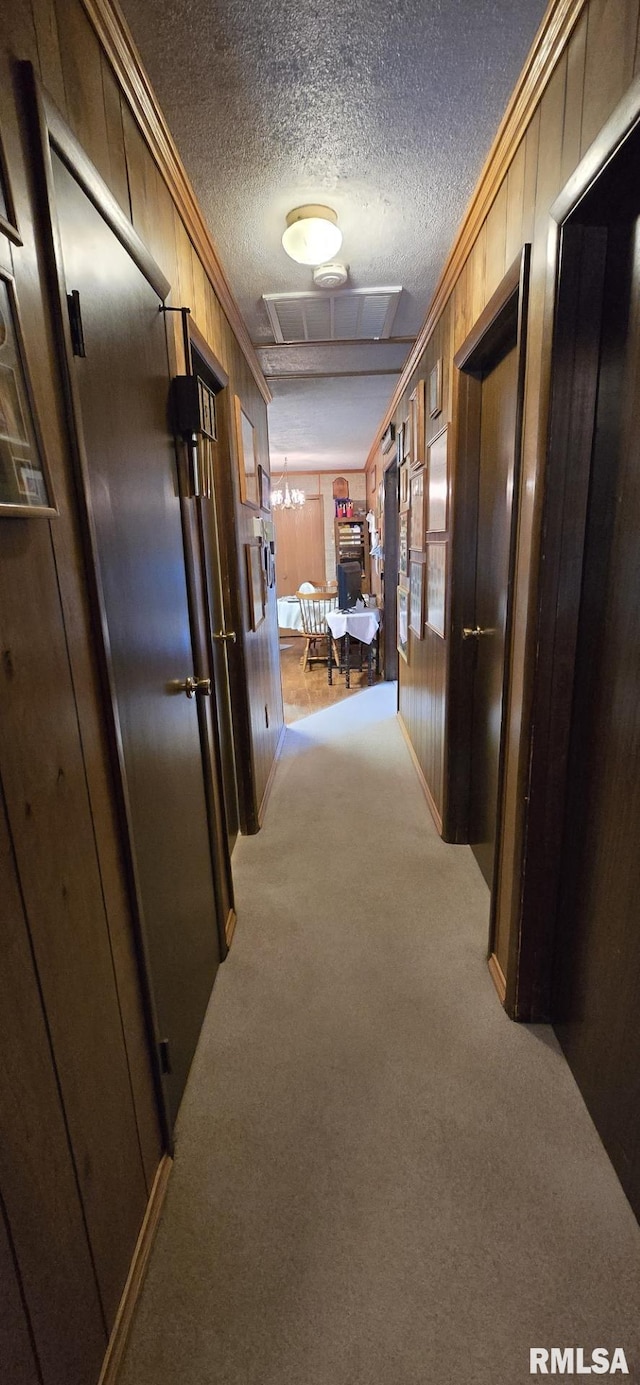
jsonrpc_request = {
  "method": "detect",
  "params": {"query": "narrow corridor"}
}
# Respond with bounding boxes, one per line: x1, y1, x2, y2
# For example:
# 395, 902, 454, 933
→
120, 687, 640, 1385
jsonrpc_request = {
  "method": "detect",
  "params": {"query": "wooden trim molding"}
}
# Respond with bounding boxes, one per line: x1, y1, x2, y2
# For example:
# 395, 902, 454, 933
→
397, 712, 443, 836
80, 0, 271, 405
225, 908, 237, 947
258, 722, 286, 827
365, 0, 586, 468
98, 1155, 172, 1385
488, 952, 507, 1005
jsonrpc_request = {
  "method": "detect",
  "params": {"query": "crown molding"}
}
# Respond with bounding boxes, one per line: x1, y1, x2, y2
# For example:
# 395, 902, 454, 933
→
81, 0, 271, 404
365, 0, 587, 470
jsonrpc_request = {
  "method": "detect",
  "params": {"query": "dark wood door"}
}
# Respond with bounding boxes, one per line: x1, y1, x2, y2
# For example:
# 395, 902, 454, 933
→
553, 217, 640, 1217
191, 353, 239, 851
469, 345, 518, 887
383, 461, 399, 681
52, 152, 222, 1127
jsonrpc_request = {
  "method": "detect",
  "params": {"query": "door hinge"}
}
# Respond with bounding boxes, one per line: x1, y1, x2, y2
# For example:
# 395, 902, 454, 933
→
67, 289, 86, 357
158, 1038, 172, 1075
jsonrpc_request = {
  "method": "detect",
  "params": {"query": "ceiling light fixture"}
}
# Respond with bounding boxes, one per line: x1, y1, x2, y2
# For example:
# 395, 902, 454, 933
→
271, 458, 305, 510
282, 205, 343, 266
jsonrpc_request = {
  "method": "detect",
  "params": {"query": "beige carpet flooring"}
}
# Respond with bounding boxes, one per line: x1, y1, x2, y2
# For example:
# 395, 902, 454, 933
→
120, 684, 640, 1385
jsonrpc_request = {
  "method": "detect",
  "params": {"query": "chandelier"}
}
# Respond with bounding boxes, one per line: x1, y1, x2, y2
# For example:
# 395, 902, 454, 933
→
271, 459, 305, 509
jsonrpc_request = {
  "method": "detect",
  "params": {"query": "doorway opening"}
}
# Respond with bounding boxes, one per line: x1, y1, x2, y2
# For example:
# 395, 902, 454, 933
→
518, 85, 640, 1219
450, 247, 530, 1000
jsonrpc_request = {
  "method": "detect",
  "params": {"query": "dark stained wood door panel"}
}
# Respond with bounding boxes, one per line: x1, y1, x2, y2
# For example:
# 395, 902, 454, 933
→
553, 214, 640, 1217
52, 151, 222, 1128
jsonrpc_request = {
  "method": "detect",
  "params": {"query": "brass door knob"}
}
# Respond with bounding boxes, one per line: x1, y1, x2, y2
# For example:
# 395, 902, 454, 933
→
212, 630, 237, 644
180, 675, 211, 698
462, 625, 488, 640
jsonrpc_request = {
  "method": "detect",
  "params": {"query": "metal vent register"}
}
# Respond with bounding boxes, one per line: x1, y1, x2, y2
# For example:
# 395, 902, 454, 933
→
262, 287, 402, 343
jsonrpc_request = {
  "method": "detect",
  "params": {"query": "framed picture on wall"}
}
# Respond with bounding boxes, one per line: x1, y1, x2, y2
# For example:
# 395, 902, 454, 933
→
399, 459, 410, 512
409, 465, 425, 552
234, 394, 259, 507
245, 539, 266, 629
0, 268, 56, 517
429, 358, 442, 418
396, 421, 404, 467
409, 554, 426, 637
258, 463, 271, 512
427, 424, 448, 533
0, 130, 21, 245
426, 541, 447, 639
408, 380, 425, 467
397, 585, 409, 664
399, 511, 409, 581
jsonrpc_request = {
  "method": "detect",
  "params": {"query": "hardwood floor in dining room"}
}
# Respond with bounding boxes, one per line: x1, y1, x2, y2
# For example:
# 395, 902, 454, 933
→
279, 640, 381, 724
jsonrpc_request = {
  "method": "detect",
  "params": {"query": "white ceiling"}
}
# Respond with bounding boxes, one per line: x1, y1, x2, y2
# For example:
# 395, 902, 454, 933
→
121, 0, 549, 470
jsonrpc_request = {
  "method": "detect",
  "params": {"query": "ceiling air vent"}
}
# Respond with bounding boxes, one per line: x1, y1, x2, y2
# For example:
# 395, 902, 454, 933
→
262, 287, 401, 344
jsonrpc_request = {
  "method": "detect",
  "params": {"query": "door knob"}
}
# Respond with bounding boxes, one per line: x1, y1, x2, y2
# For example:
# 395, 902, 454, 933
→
212, 630, 237, 644
179, 675, 211, 698
462, 625, 487, 640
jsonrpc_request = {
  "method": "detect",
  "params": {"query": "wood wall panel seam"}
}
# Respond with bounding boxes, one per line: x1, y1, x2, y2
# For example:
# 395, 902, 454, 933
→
78, 0, 271, 404
365, 0, 587, 467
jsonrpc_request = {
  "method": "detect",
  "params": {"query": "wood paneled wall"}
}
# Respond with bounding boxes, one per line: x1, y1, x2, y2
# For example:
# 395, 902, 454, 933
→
0, 0, 282, 1378
368, 0, 640, 1000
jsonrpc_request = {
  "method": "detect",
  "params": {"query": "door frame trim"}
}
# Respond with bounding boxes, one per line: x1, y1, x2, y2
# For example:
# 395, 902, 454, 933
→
515, 78, 640, 1021
448, 247, 531, 981
25, 63, 176, 1147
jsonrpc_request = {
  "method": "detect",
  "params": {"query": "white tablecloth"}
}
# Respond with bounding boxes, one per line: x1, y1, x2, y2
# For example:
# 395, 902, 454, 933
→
277, 596, 304, 632
326, 607, 381, 646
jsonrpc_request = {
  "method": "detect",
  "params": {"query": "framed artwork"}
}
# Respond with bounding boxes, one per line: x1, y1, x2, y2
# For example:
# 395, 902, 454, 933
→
0, 268, 56, 516
429, 358, 442, 418
397, 585, 409, 664
258, 463, 271, 512
426, 541, 447, 639
408, 380, 425, 467
398, 511, 409, 581
409, 554, 426, 638
399, 459, 410, 512
234, 394, 259, 507
0, 131, 21, 245
403, 416, 410, 460
396, 421, 404, 467
427, 424, 448, 533
245, 539, 266, 629
409, 465, 425, 552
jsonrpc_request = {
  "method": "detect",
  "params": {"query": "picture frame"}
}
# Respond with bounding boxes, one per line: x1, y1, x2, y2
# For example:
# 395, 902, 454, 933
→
409, 554, 426, 638
0, 130, 22, 246
427, 424, 448, 533
234, 394, 259, 507
396, 421, 405, 467
408, 380, 425, 468
245, 539, 266, 629
429, 358, 442, 419
0, 268, 56, 517
397, 585, 409, 664
399, 458, 410, 512
402, 416, 411, 460
409, 465, 425, 552
426, 540, 447, 639
398, 510, 409, 581
258, 463, 271, 512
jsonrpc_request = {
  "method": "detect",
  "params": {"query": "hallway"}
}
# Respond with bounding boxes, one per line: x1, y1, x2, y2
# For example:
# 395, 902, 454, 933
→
120, 686, 640, 1385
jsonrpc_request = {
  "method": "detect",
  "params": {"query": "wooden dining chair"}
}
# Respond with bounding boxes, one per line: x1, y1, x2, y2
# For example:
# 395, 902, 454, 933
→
296, 591, 338, 672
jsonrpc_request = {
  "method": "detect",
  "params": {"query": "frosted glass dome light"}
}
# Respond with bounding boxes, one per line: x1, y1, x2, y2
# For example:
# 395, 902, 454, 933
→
282, 205, 343, 266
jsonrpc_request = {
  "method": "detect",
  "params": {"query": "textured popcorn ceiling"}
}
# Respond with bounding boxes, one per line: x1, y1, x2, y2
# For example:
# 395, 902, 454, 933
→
121, 0, 548, 468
